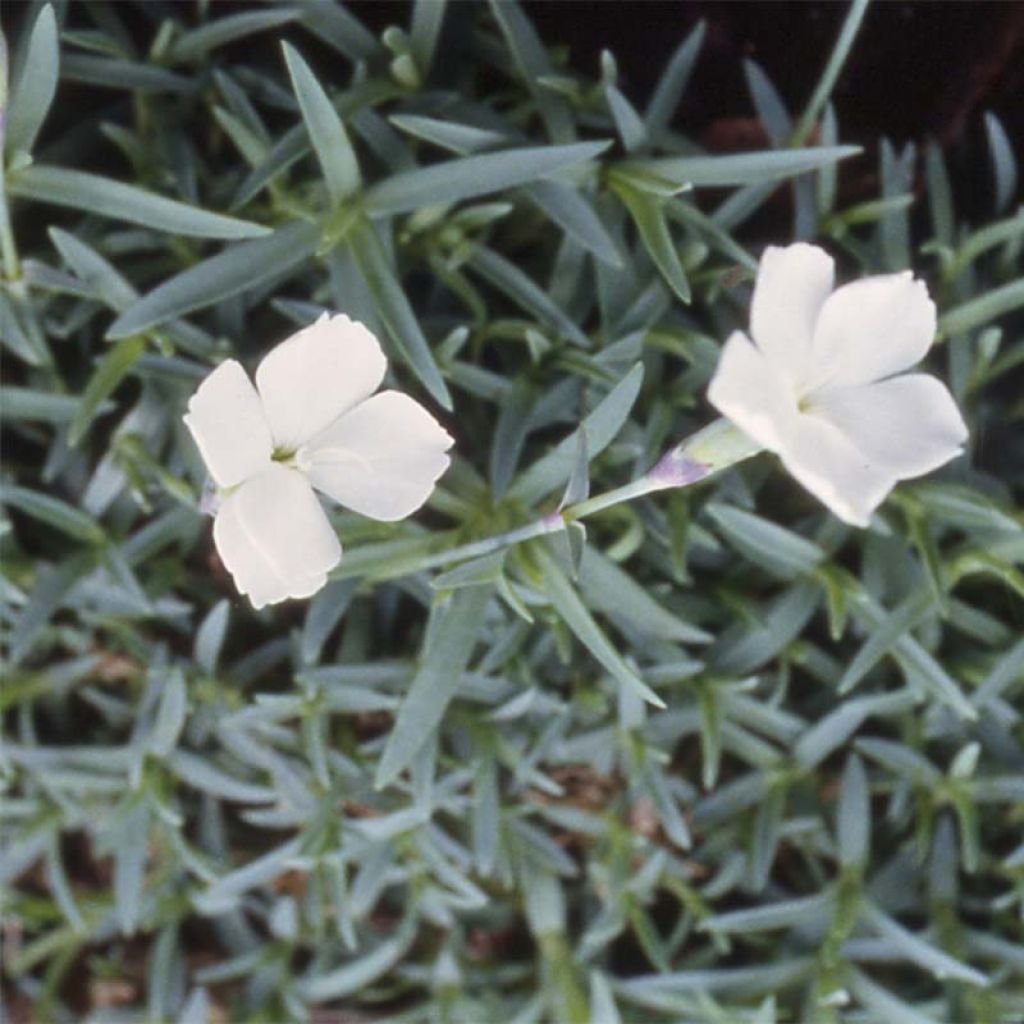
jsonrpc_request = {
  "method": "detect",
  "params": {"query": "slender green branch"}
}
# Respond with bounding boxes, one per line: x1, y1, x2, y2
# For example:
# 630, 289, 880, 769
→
563, 474, 665, 520
539, 932, 589, 1024
413, 418, 762, 574
0, 35, 20, 282
0, 168, 20, 282
400, 516, 567, 575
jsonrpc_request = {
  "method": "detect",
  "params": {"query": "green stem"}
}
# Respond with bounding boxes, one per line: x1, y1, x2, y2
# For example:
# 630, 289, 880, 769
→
0, 31, 19, 281
539, 931, 589, 1024
0, 166, 20, 282
402, 516, 567, 575
563, 474, 664, 520
420, 418, 761, 573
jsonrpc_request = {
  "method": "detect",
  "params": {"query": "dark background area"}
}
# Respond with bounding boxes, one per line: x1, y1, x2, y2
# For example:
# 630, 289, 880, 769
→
352, 0, 1024, 216
5, 1, 1022, 213
519, 1, 1024, 152
9, 1, 1023, 153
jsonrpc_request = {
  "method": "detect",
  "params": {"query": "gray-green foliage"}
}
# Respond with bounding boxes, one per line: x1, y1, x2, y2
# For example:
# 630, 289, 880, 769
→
2, 2, 1023, 1021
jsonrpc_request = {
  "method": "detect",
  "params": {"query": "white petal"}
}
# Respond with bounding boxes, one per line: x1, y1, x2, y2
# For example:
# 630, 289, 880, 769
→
778, 414, 896, 527
302, 391, 453, 521
707, 330, 799, 453
810, 272, 936, 389
213, 465, 340, 608
750, 243, 835, 383
183, 359, 274, 488
255, 313, 388, 451
213, 497, 291, 609
810, 373, 968, 478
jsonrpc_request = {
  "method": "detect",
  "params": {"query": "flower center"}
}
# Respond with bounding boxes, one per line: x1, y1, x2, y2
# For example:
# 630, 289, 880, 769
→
272, 446, 314, 473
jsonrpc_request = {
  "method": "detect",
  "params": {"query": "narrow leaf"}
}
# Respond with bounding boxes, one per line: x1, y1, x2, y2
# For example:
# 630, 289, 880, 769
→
983, 111, 1017, 214
61, 54, 194, 94
296, 0, 383, 61
578, 547, 712, 645
744, 59, 791, 145
282, 42, 361, 205
348, 219, 451, 409
6, 5, 59, 155
390, 114, 509, 155
939, 278, 1024, 337
108, 221, 318, 338
0, 388, 111, 424
363, 142, 610, 215
114, 800, 149, 936
525, 180, 623, 267
838, 753, 870, 867
626, 146, 861, 188
606, 83, 647, 152
49, 228, 137, 312
509, 363, 644, 504
612, 179, 690, 302
534, 544, 665, 708
645, 21, 705, 135
376, 586, 491, 787
559, 429, 590, 509
69, 336, 146, 446
409, 0, 447, 78
488, 0, 575, 143
707, 503, 824, 579
468, 244, 589, 345
9, 554, 97, 663
168, 8, 299, 62
303, 918, 417, 1001
149, 672, 188, 757
194, 600, 230, 674
7, 165, 271, 239
861, 903, 989, 987
431, 551, 507, 590
2, 486, 105, 544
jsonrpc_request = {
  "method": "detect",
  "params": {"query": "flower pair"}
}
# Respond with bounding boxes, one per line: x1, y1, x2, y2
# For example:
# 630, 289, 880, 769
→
184, 314, 452, 608
184, 244, 968, 608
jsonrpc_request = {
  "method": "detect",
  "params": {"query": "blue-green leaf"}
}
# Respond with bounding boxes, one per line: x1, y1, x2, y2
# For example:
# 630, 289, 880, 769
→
509, 363, 644, 504
2, 486, 106, 544
626, 146, 861, 188
168, 8, 299, 63
376, 586, 491, 787
348, 219, 452, 410
282, 42, 361, 205
984, 111, 1018, 215
364, 142, 610, 214
525, 180, 623, 267
69, 335, 146, 447
611, 177, 690, 303
389, 114, 509, 155
8, 165, 271, 239
534, 543, 665, 709
5, 5, 59, 155
645, 21, 705, 135
49, 228, 137, 311
108, 221, 318, 338
61, 54, 195, 94
467, 244, 589, 345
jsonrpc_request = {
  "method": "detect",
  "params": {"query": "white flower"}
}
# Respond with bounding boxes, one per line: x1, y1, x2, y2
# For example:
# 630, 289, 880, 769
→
707, 243, 968, 526
184, 313, 453, 608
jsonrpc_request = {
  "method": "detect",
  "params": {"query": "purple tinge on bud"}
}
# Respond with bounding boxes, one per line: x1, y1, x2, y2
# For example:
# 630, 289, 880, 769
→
649, 448, 710, 489
541, 510, 566, 531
